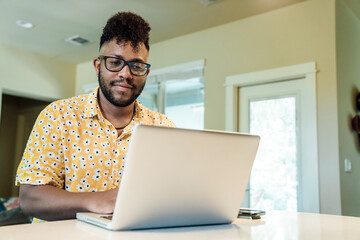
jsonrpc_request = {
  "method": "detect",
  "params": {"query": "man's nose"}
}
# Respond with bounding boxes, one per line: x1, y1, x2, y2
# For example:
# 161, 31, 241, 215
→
118, 64, 132, 79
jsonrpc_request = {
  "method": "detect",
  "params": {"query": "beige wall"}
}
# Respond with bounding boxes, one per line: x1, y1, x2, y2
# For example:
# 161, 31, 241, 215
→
0, 43, 76, 101
75, 0, 342, 214
336, 0, 360, 216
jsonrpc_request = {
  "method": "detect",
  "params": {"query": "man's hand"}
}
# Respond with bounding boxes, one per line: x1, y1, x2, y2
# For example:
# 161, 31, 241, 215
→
85, 188, 118, 214
19, 184, 118, 221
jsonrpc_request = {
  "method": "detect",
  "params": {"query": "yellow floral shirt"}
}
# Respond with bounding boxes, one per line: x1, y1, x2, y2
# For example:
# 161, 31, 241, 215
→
15, 88, 175, 221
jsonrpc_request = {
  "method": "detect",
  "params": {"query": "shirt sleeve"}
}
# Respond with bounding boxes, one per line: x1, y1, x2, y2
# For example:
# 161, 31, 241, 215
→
15, 103, 65, 188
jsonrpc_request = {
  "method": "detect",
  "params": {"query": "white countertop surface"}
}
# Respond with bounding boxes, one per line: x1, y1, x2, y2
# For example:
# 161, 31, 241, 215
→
1, 211, 360, 240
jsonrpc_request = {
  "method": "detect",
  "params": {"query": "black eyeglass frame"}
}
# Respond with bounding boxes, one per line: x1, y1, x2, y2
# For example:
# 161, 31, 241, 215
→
98, 55, 151, 76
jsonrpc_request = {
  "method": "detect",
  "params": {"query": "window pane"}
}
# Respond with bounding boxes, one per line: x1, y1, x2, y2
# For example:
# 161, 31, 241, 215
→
249, 96, 298, 211
138, 82, 159, 111
165, 78, 204, 130
166, 103, 204, 130
139, 78, 204, 129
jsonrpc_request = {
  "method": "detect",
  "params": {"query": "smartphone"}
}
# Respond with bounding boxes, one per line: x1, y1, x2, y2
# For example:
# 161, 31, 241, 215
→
238, 208, 266, 219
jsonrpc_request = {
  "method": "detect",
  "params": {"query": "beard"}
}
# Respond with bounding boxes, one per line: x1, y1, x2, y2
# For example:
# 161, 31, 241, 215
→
98, 68, 145, 107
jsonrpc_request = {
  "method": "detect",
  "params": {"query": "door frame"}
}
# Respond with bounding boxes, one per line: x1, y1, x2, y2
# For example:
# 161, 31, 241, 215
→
224, 62, 319, 213
225, 62, 317, 131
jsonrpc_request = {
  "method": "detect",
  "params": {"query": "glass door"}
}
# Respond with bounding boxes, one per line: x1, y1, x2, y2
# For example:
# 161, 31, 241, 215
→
239, 78, 319, 212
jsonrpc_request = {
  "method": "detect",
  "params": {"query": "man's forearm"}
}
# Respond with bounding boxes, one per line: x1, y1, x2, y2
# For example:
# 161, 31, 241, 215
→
19, 184, 118, 221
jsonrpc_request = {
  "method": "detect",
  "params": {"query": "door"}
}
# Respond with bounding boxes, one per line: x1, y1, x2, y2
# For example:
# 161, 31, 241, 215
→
239, 78, 319, 212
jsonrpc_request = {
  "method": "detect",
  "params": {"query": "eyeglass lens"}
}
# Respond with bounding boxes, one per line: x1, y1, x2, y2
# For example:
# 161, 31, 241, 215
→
105, 57, 148, 76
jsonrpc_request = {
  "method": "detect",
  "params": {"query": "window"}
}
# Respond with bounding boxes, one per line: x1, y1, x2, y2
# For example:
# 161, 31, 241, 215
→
138, 60, 205, 130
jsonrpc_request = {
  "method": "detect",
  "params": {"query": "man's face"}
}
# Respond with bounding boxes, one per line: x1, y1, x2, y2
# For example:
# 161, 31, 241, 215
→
94, 39, 149, 107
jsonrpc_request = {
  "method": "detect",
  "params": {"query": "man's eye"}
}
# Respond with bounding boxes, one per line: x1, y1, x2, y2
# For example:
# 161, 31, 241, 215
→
132, 63, 145, 70
110, 60, 122, 65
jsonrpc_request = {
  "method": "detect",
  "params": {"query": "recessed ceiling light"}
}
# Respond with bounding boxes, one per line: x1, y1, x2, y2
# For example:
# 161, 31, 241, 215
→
16, 20, 35, 29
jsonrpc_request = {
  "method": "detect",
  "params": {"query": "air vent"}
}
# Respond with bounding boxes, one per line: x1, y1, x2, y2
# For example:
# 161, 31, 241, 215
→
65, 35, 92, 46
197, 0, 222, 6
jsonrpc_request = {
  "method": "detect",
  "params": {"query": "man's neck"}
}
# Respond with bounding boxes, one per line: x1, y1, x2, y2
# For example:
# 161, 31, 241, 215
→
97, 90, 135, 129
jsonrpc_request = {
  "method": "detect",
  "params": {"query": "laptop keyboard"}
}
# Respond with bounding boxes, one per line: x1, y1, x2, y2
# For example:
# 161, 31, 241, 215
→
101, 215, 113, 220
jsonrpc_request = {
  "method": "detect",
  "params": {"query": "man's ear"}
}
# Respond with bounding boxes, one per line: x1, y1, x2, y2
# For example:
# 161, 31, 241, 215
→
145, 68, 150, 76
93, 58, 100, 77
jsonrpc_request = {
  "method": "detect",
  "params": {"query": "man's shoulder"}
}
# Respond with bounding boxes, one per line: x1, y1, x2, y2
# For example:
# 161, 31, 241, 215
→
136, 101, 175, 127
45, 92, 94, 114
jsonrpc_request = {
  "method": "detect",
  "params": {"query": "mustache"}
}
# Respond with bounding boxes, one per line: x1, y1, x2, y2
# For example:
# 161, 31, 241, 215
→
110, 78, 135, 88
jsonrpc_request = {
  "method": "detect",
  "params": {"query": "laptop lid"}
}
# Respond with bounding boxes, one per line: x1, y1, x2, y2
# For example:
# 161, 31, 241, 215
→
77, 125, 259, 230
107, 125, 259, 230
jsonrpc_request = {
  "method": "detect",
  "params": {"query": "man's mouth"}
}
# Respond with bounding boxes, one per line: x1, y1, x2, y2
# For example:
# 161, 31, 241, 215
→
111, 80, 134, 90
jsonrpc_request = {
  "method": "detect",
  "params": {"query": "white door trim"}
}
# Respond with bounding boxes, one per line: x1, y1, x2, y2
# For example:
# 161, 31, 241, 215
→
225, 62, 319, 213
225, 62, 317, 132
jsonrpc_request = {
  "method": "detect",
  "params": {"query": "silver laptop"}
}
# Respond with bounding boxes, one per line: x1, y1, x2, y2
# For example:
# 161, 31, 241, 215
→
76, 125, 260, 230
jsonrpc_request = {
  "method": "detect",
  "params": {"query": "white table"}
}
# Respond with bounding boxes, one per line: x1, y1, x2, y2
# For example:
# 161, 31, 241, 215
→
1, 211, 360, 239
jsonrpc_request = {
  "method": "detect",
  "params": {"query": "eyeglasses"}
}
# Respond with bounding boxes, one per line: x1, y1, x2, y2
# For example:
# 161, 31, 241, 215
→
98, 55, 151, 76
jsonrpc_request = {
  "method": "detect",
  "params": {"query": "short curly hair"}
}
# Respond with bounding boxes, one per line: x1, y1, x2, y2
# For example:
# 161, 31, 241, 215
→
100, 12, 151, 51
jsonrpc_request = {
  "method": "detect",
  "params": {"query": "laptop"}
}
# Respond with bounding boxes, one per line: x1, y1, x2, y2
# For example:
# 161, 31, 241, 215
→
76, 125, 260, 230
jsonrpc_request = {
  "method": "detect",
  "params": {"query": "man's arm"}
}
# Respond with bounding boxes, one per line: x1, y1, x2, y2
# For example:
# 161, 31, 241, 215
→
19, 184, 118, 221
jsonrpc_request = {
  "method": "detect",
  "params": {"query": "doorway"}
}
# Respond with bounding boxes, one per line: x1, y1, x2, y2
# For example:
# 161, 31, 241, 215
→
225, 62, 319, 213
240, 79, 306, 212
0, 94, 51, 197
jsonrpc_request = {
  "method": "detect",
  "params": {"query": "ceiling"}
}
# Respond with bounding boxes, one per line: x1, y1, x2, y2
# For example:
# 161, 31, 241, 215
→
0, 0, 321, 64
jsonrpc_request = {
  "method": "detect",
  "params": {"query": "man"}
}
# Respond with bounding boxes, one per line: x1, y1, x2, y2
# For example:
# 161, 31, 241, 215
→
15, 12, 175, 222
